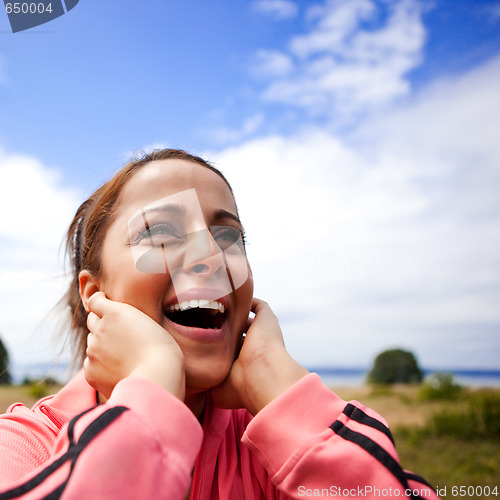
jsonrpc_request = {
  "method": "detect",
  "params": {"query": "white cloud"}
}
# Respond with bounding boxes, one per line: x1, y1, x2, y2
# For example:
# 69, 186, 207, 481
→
204, 112, 265, 145
252, 50, 294, 79
253, 0, 298, 20
2, 55, 499, 375
0, 150, 81, 369
253, 0, 426, 122
213, 55, 500, 370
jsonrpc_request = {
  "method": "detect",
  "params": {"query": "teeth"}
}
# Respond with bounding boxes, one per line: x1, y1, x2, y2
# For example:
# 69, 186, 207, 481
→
165, 299, 225, 313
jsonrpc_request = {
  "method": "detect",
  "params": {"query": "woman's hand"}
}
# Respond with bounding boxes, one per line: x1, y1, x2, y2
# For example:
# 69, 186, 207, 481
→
211, 298, 309, 415
84, 292, 185, 401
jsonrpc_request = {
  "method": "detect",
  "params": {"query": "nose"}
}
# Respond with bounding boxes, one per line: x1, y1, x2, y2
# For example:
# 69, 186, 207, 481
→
185, 252, 226, 277
183, 229, 225, 277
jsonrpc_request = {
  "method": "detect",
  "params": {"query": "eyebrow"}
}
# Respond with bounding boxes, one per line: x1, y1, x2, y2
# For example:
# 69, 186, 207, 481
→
213, 209, 243, 227
129, 203, 186, 226
130, 205, 243, 229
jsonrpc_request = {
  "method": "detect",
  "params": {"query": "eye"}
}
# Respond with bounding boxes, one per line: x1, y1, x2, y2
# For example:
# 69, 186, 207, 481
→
135, 222, 182, 247
211, 226, 246, 252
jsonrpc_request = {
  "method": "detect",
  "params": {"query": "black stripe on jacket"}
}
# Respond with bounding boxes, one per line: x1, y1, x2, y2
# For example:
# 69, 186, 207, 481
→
330, 418, 424, 500
0, 406, 129, 500
342, 403, 395, 445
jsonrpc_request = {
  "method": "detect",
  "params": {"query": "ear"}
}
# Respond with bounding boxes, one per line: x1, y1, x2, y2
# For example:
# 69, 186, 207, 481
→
79, 270, 101, 313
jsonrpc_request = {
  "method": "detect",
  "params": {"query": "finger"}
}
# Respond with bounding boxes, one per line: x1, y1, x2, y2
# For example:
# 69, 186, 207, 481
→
247, 297, 284, 344
83, 355, 91, 374
85, 328, 98, 358
245, 316, 254, 332
250, 297, 271, 314
83, 357, 104, 395
86, 311, 100, 332
250, 298, 277, 322
250, 297, 264, 311
87, 291, 109, 318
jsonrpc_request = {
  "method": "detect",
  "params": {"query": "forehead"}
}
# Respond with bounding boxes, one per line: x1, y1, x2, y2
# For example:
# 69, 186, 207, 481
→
117, 159, 237, 216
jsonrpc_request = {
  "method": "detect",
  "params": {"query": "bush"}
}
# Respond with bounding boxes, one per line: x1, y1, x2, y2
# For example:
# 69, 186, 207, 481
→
367, 349, 423, 385
0, 336, 12, 385
24, 377, 59, 399
429, 390, 500, 440
468, 391, 500, 438
419, 372, 462, 401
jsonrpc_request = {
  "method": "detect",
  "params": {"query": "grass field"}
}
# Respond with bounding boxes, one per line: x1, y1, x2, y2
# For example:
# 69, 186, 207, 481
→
0, 384, 43, 413
334, 384, 500, 499
1, 382, 499, 499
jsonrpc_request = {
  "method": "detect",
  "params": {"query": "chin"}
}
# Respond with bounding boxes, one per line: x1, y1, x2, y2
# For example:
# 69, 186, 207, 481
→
184, 358, 232, 392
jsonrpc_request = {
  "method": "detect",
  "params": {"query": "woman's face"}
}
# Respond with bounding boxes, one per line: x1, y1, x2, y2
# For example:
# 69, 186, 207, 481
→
95, 160, 253, 392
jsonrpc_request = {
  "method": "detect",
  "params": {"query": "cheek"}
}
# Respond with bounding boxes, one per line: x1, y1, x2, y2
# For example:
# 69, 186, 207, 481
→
225, 254, 250, 291
232, 269, 254, 326
103, 268, 171, 319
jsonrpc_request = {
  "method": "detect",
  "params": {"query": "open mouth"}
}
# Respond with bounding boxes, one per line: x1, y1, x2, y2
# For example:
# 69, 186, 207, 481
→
164, 299, 227, 330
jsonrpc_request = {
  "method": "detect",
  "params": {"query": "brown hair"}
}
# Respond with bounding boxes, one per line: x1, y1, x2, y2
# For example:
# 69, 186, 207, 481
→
64, 148, 233, 364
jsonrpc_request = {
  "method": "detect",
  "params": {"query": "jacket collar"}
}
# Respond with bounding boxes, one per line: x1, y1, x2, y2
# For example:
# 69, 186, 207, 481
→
33, 369, 98, 431
35, 370, 237, 438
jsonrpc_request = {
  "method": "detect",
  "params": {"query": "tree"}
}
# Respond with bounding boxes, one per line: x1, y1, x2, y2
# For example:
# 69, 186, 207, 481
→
0, 335, 12, 385
419, 372, 462, 401
367, 348, 423, 385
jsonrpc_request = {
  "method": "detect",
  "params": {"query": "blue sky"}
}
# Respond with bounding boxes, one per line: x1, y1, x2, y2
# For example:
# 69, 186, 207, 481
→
1, 0, 500, 373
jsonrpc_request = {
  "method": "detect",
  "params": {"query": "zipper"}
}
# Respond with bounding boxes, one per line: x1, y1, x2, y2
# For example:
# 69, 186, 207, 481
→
39, 404, 63, 430
190, 452, 201, 500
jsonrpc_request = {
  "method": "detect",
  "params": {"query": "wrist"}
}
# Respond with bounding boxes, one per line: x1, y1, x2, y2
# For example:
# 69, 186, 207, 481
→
248, 352, 309, 415
129, 353, 185, 401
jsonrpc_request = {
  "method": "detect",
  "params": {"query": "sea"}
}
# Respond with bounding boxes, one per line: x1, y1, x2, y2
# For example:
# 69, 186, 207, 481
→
308, 367, 500, 388
8, 362, 500, 388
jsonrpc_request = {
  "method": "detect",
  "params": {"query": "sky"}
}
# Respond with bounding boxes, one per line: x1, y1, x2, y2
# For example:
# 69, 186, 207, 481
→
0, 0, 499, 376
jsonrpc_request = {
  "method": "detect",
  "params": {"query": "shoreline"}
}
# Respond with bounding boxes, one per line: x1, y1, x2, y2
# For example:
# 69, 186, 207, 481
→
5, 362, 500, 388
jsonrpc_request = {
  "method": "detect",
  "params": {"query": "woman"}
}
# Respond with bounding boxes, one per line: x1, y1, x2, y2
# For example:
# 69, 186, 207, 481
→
0, 149, 439, 499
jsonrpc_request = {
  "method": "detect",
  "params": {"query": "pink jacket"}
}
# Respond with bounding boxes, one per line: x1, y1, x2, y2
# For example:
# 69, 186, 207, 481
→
0, 371, 439, 499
